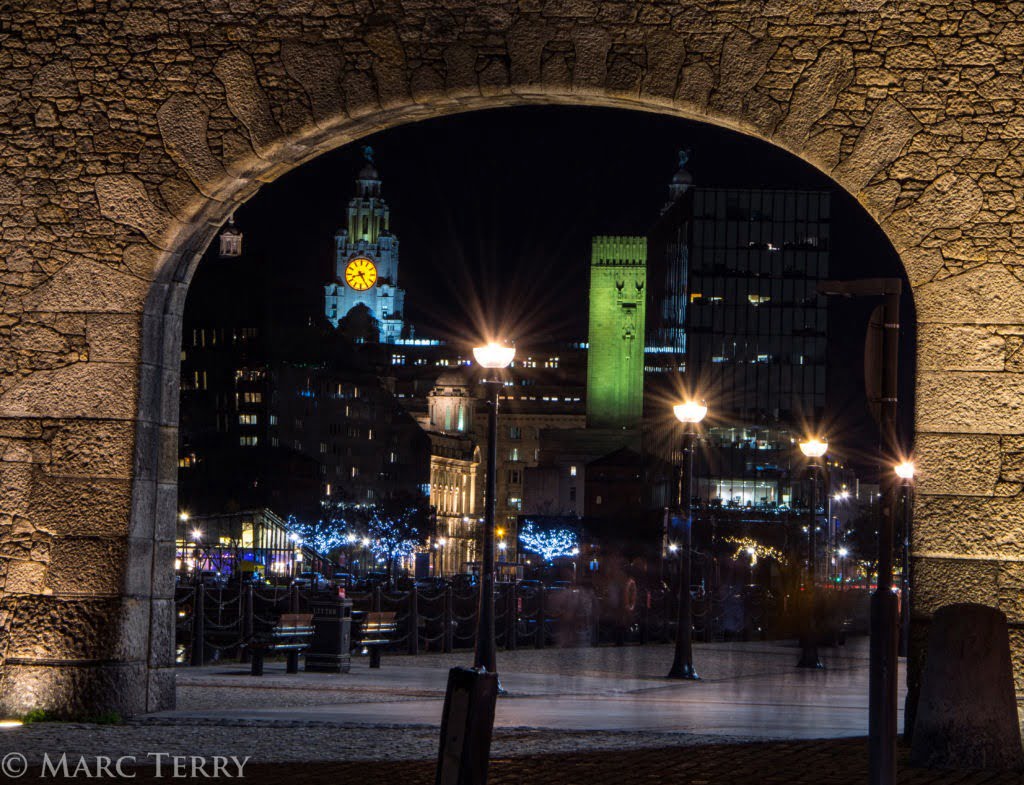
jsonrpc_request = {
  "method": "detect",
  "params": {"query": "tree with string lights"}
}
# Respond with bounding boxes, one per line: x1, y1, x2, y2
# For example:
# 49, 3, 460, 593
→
289, 494, 433, 581
518, 520, 580, 563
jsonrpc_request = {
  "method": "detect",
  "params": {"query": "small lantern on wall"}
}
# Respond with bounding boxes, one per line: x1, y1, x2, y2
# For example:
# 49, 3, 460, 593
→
218, 213, 243, 258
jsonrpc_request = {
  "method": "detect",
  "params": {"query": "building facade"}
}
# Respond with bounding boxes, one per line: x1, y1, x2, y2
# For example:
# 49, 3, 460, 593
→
272, 361, 431, 506
324, 147, 407, 343
649, 156, 830, 510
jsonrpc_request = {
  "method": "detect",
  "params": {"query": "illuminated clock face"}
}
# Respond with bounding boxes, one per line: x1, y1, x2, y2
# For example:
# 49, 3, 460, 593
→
344, 257, 378, 291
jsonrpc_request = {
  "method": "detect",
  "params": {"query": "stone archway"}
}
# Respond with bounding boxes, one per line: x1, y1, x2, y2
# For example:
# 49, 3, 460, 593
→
1, 2, 1021, 718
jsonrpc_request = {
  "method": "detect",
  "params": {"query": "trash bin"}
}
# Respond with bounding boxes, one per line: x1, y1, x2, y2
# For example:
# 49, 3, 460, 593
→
305, 598, 352, 673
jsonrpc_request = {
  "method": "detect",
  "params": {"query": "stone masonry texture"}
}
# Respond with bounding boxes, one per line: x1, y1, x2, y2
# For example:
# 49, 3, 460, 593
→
2, 0, 1024, 720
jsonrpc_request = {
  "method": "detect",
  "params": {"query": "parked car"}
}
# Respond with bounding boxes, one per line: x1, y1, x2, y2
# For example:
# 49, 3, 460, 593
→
197, 570, 228, 588
330, 572, 353, 589
292, 571, 329, 591
240, 571, 266, 585
450, 573, 479, 592
394, 575, 415, 592
414, 577, 448, 593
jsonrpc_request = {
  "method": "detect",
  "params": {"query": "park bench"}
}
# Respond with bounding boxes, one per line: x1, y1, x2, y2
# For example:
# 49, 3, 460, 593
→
356, 611, 398, 668
246, 612, 314, 676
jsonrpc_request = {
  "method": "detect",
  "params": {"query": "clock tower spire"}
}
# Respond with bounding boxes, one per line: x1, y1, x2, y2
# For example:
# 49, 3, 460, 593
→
324, 147, 407, 343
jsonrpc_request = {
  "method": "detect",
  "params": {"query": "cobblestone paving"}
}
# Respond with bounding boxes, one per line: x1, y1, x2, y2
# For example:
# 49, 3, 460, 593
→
10, 740, 1020, 785
0, 641, 870, 768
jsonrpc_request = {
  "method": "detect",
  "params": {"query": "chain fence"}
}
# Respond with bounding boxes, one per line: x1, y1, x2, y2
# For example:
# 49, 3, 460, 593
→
175, 581, 871, 665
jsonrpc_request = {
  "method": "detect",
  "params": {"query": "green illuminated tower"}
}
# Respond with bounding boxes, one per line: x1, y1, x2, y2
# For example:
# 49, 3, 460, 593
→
586, 236, 647, 429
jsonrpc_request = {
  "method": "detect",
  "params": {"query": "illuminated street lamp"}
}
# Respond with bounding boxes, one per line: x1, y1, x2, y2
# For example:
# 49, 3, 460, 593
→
667, 398, 707, 680
894, 461, 915, 657
473, 340, 515, 679
838, 547, 850, 591
797, 436, 828, 669
828, 489, 850, 584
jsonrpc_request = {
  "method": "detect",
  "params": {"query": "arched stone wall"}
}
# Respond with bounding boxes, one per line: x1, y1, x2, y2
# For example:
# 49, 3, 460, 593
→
1, 1, 1022, 717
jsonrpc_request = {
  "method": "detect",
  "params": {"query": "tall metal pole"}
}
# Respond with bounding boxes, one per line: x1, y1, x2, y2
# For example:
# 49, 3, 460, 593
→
798, 462, 822, 669
668, 423, 698, 679
870, 287, 901, 785
474, 377, 500, 676
817, 277, 903, 785
899, 478, 913, 658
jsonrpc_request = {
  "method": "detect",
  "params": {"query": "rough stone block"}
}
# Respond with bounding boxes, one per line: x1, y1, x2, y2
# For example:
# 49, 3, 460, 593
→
5, 595, 127, 661
915, 495, 1024, 558
0, 660, 151, 718
0, 362, 139, 420
46, 419, 136, 480
85, 313, 142, 364
917, 371, 1024, 435
915, 265, 1024, 326
912, 555, 1000, 617
915, 433, 1000, 496
916, 324, 1004, 372
46, 535, 130, 595
29, 472, 133, 538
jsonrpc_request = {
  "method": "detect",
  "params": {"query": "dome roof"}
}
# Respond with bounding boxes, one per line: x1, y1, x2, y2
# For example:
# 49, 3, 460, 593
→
672, 167, 693, 185
434, 368, 472, 388
359, 162, 379, 180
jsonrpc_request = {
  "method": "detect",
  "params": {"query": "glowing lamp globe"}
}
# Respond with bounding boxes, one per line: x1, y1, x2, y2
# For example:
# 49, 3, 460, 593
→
473, 342, 515, 369
799, 438, 828, 458
673, 400, 708, 424
894, 461, 915, 480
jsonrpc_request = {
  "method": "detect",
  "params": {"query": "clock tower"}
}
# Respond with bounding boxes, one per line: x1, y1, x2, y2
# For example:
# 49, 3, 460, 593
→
324, 147, 407, 342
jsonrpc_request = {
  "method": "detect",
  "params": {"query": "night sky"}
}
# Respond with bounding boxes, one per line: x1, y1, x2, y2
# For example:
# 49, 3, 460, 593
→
209, 106, 914, 473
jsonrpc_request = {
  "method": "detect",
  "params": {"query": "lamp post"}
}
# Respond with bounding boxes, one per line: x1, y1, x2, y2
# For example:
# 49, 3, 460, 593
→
894, 461, 915, 658
818, 275, 902, 785
667, 399, 707, 680
797, 437, 827, 669
829, 490, 849, 585
472, 341, 515, 678
838, 547, 849, 591
190, 526, 203, 584
435, 537, 447, 577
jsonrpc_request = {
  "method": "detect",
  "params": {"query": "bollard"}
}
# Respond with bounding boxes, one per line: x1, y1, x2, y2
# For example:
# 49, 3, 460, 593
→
289, 583, 299, 613
444, 586, 454, 654
535, 586, 545, 649
910, 603, 1023, 770
435, 667, 499, 785
240, 584, 254, 663
505, 587, 517, 651
409, 586, 420, 656
639, 591, 650, 645
190, 583, 206, 667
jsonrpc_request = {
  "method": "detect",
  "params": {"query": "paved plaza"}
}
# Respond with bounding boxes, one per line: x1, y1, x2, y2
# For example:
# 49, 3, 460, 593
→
1, 640, 898, 765
3, 639, 1013, 784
